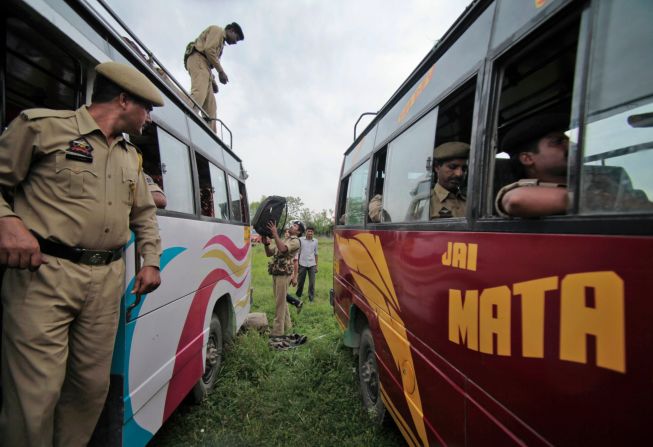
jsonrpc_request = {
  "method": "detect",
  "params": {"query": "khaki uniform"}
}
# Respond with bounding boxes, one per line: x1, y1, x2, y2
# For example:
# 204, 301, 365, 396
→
186, 25, 226, 131
0, 106, 161, 447
268, 236, 300, 336
144, 172, 165, 196
430, 182, 466, 219
494, 179, 565, 217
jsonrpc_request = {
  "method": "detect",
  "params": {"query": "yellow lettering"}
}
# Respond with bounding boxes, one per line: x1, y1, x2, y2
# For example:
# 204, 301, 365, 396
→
467, 243, 478, 271
560, 272, 625, 373
479, 286, 511, 356
452, 243, 467, 269
442, 242, 452, 266
514, 276, 558, 358
448, 289, 478, 350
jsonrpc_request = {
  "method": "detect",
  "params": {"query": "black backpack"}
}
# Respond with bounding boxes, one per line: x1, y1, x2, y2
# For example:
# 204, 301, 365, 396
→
252, 196, 287, 237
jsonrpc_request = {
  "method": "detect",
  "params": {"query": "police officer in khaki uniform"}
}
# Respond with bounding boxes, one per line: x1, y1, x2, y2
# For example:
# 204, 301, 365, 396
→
0, 61, 163, 447
494, 114, 569, 218
184, 23, 244, 132
261, 220, 302, 337
430, 142, 470, 219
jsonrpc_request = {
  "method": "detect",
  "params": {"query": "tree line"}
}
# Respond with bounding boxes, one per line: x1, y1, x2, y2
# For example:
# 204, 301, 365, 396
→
249, 196, 335, 237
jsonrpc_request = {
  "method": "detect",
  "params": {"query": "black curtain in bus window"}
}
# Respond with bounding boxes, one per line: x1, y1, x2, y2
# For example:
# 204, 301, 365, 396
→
130, 126, 167, 210
579, 0, 653, 214
4, 16, 80, 126
368, 149, 388, 223
336, 177, 349, 225
196, 153, 229, 219
344, 161, 369, 226
158, 130, 194, 214
383, 109, 436, 223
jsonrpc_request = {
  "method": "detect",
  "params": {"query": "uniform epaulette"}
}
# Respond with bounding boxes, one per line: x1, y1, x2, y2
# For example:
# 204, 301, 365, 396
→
21, 109, 76, 120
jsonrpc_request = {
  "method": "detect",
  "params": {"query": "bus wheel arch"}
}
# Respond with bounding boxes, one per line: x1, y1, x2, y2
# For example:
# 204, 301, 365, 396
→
358, 326, 387, 424
190, 294, 234, 403
212, 293, 236, 346
343, 304, 368, 351
191, 313, 223, 403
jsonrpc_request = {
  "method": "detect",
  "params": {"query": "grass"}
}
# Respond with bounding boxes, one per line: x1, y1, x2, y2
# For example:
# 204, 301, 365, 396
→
149, 237, 404, 447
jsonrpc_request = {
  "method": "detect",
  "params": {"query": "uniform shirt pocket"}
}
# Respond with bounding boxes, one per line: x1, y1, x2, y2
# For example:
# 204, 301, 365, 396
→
55, 153, 98, 199
122, 167, 138, 205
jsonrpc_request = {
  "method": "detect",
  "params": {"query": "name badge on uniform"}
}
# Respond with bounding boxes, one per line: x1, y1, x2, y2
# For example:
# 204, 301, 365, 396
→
66, 139, 94, 163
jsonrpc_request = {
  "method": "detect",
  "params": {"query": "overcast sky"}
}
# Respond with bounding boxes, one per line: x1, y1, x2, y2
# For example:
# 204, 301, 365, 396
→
104, 0, 469, 212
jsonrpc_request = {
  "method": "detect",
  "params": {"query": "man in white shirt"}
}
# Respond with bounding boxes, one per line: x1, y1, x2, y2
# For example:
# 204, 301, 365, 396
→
296, 224, 318, 302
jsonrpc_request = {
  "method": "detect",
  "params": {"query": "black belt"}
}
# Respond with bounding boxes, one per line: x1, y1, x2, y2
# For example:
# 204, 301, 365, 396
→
34, 234, 123, 266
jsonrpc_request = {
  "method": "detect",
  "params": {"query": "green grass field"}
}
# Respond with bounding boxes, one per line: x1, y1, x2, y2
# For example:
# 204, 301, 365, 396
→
149, 238, 404, 446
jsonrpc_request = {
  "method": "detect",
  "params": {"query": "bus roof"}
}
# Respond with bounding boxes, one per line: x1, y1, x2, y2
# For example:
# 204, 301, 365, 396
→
70, 0, 242, 163
345, 0, 486, 157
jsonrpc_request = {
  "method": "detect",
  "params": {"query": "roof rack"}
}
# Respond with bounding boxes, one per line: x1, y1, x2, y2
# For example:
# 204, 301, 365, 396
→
76, 0, 233, 149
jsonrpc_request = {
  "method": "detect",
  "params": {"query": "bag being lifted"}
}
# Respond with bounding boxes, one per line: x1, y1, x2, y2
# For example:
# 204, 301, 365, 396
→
251, 196, 287, 237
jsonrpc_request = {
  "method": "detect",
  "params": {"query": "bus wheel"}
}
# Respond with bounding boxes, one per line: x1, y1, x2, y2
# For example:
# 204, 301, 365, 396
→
191, 314, 223, 403
358, 327, 387, 424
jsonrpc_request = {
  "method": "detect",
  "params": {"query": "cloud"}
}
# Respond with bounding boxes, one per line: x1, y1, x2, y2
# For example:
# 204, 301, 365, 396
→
106, 0, 468, 211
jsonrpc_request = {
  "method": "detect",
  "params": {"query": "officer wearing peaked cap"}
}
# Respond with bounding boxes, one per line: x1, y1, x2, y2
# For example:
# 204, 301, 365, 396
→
430, 141, 470, 219
0, 61, 163, 446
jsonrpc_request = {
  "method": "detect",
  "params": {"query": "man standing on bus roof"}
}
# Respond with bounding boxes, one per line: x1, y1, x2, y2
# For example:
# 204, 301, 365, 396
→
184, 23, 244, 132
0, 61, 163, 447
495, 113, 569, 217
430, 141, 470, 219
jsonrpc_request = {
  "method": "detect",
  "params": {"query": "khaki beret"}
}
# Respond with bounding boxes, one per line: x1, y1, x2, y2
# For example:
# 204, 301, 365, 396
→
501, 113, 568, 154
434, 142, 470, 161
95, 62, 164, 107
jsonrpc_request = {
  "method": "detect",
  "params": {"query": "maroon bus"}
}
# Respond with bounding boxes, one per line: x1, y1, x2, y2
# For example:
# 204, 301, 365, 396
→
332, 0, 653, 445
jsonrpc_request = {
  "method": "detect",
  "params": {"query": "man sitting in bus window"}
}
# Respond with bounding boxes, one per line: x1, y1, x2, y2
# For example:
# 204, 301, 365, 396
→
430, 142, 469, 219
495, 113, 569, 218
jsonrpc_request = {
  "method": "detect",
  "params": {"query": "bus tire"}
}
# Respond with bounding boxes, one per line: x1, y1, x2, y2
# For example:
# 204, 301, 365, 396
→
358, 327, 387, 424
191, 314, 223, 403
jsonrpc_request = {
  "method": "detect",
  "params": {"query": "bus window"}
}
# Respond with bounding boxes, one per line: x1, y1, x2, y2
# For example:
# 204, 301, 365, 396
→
368, 148, 389, 223
493, 13, 580, 217
158, 129, 194, 214
130, 126, 166, 209
384, 109, 436, 222
4, 13, 81, 126
429, 79, 475, 219
227, 175, 246, 223
336, 176, 349, 225
579, 0, 653, 214
339, 160, 369, 226
196, 153, 229, 219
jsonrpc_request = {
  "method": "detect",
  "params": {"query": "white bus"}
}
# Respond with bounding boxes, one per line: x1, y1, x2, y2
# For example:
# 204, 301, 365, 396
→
2, 0, 252, 445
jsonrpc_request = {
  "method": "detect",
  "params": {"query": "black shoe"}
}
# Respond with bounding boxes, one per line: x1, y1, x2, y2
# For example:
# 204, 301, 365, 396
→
286, 333, 308, 345
296, 300, 304, 313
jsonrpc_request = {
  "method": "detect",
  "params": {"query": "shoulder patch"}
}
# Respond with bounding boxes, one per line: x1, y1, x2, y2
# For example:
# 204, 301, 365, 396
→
21, 109, 76, 121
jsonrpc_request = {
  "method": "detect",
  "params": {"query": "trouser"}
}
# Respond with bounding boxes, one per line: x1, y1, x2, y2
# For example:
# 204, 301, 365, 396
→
271, 275, 292, 336
186, 51, 217, 132
286, 294, 301, 307
296, 265, 316, 301
0, 255, 125, 447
